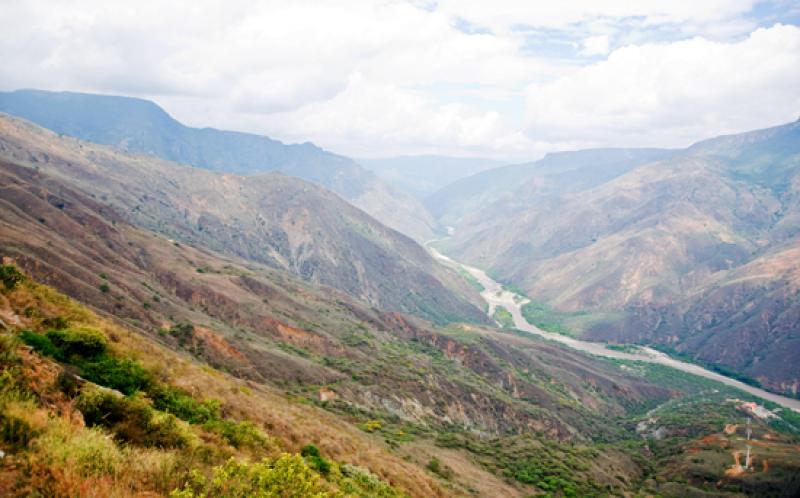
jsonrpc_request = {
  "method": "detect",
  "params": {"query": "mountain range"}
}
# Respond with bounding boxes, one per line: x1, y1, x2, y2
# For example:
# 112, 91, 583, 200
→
0, 89, 439, 241
435, 119, 800, 395
0, 113, 484, 325
1, 89, 799, 497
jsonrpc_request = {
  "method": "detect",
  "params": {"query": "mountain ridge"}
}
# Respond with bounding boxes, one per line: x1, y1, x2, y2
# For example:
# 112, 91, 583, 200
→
0, 88, 439, 241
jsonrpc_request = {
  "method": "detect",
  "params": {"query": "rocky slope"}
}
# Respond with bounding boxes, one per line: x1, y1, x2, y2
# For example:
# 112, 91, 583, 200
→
0, 113, 484, 325
438, 120, 800, 394
0, 89, 439, 241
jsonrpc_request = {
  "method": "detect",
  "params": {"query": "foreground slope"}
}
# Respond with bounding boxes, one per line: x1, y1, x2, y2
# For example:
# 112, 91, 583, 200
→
0, 114, 484, 325
0, 89, 439, 241
439, 120, 800, 394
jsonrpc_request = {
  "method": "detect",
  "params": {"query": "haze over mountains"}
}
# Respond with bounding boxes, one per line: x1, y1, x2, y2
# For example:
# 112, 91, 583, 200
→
359, 155, 503, 199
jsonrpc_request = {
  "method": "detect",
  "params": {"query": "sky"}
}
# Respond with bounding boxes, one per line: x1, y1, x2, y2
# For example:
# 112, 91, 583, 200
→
1, 0, 799, 161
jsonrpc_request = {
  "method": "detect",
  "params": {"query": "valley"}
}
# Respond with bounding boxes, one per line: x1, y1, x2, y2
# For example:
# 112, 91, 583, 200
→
2, 3, 799, 496
430, 245, 800, 413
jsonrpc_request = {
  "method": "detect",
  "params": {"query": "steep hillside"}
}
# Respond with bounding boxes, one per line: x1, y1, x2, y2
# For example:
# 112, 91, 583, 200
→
440, 120, 800, 395
359, 155, 502, 199
0, 114, 484, 325
0, 89, 438, 241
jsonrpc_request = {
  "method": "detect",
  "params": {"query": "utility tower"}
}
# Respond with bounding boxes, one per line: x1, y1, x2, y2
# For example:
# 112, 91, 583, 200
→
739, 417, 753, 472
745, 445, 752, 470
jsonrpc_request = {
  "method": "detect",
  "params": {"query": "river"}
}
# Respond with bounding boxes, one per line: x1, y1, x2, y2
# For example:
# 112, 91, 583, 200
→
429, 247, 800, 413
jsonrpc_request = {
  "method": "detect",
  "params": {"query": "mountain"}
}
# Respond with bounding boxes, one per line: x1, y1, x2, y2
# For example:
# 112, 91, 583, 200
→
438, 120, 800, 395
425, 148, 672, 226
0, 89, 438, 241
0, 113, 485, 325
359, 155, 502, 199
3, 141, 799, 497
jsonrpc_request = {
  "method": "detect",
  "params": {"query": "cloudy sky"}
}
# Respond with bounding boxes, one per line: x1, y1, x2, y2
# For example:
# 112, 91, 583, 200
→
1, 0, 799, 160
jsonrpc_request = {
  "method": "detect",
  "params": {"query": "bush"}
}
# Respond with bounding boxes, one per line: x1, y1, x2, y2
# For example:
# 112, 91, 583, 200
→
20, 328, 150, 395
20, 330, 59, 358
46, 327, 108, 360
339, 464, 405, 497
81, 356, 151, 395
171, 454, 330, 498
204, 419, 268, 449
76, 387, 193, 449
150, 385, 220, 424
426, 457, 452, 479
0, 265, 25, 290
301, 444, 330, 475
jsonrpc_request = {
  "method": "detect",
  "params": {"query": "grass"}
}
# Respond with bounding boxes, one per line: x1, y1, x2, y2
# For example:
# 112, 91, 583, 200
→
520, 301, 576, 336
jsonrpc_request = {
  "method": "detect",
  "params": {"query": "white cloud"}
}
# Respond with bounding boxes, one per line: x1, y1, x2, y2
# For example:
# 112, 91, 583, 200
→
0, 0, 797, 159
525, 23, 800, 149
581, 35, 611, 56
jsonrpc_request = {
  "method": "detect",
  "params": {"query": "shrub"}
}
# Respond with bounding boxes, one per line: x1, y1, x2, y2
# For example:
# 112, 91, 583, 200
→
171, 454, 330, 498
301, 444, 330, 475
99, 283, 111, 293
19, 330, 59, 358
0, 265, 25, 290
426, 457, 452, 479
150, 385, 220, 424
339, 464, 404, 497
76, 387, 193, 449
81, 356, 151, 395
46, 327, 108, 359
204, 419, 268, 449
21, 328, 150, 395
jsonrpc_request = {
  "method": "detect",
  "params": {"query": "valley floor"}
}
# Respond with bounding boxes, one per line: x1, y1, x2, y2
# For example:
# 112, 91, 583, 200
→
429, 247, 800, 414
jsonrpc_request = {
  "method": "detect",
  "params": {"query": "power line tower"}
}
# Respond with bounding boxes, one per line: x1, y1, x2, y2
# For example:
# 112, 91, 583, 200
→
745, 444, 752, 471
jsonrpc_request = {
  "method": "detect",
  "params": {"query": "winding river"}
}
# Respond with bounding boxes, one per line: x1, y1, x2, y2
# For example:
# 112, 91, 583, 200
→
429, 247, 800, 413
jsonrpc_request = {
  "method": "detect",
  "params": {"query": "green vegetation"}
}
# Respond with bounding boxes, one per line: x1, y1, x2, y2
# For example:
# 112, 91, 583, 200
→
425, 457, 452, 480
301, 444, 331, 475
520, 301, 575, 336
436, 432, 617, 496
605, 343, 642, 353
650, 344, 763, 388
1, 264, 25, 290
99, 282, 110, 293
456, 266, 484, 292
170, 454, 328, 497
492, 306, 515, 329
20, 328, 151, 395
